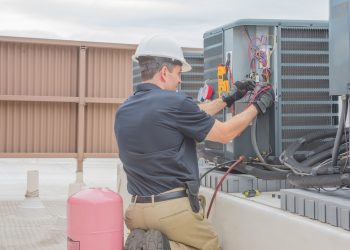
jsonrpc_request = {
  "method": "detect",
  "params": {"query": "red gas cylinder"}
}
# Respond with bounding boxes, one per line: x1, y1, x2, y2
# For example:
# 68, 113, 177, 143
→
67, 188, 123, 250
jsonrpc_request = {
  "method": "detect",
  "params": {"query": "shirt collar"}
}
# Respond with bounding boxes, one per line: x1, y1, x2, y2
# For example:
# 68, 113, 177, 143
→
135, 83, 161, 93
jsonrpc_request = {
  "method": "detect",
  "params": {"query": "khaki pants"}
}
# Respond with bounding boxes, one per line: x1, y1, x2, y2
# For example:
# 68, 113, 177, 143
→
125, 190, 221, 250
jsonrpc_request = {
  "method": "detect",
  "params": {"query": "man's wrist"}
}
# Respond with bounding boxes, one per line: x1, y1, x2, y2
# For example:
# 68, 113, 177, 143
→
251, 103, 260, 114
221, 95, 228, 107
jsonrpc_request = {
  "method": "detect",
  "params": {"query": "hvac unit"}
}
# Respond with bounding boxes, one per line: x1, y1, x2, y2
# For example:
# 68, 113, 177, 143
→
178, 51, 204, 99
203, 19, 338, 160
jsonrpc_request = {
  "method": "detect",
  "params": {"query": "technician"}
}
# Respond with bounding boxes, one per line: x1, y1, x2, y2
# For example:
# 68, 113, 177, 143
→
115, 34, 274, 250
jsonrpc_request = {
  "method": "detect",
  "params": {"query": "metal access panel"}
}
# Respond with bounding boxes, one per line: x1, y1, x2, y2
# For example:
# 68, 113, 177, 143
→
203, 19, 338, 160
230, 96, 271, 160
203, 29, 225, 155
329, 0, 350, 95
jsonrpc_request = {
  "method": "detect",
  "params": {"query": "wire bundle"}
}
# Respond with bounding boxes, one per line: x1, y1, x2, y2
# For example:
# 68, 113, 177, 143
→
243, 26, 274, 83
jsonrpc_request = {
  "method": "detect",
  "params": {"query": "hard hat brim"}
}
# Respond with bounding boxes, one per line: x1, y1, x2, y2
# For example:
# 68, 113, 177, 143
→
181, 62, 192, 72
132, 55, 192, 72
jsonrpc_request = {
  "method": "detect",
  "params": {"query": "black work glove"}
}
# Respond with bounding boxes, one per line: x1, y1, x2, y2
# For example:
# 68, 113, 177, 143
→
253, 86, 275, 114
222, 80, 256, 107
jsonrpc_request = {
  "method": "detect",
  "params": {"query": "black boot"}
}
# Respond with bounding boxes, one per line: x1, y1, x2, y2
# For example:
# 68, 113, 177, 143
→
124, 229, 146, 250
142, 229, 171, 250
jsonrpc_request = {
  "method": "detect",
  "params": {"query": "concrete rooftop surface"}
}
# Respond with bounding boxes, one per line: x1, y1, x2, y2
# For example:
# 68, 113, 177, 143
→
0, 158, 120, 250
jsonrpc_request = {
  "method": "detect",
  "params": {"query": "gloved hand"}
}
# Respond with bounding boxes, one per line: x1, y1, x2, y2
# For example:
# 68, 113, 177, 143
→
222, 80, 256, 107
253, 86, 275, 114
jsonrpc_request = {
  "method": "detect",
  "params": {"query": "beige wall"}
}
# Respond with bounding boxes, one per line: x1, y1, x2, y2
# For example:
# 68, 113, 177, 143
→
0, 36, 136, 169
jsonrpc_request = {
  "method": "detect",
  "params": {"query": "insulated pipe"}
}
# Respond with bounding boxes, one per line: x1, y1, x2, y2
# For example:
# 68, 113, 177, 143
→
303, 143, 348, 168
332, 96, 348, 167
287, 173, 342, 188
282, 130, 337, 174
251, 118, 266, 163
303, 139, 335, 160
341, 173, 350, 185
235, 164, 288, 180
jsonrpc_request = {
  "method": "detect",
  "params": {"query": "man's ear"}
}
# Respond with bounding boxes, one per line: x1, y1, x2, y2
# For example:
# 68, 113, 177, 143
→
159, 66, 167, 81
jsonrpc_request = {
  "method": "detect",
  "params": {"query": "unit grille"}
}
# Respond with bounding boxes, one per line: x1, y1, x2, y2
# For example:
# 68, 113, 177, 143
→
203, 31, 224, 153
279, 27, 337, 152
281, 79, 329, 89
282, 116, 333, 126
281, 28, 328, 38
281, 54, 329, 64
282, 66, 329, 76
281, 41, 328, 51
204, 32, 223, 87
179, 52, 204, 99
281, 91, 331, 101
282, 103, 335, 113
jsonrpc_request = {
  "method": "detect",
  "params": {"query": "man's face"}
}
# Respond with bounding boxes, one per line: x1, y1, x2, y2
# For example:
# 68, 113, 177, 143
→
164, 65, 182, 91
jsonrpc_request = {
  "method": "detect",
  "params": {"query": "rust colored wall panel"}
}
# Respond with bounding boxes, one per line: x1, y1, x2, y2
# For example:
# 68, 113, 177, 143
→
0, 101, 76, 153
0, 42, 78, 97
0, 37, 137, 159
85, 103, 119, 154
0, 36, 199, 163
86, 48, 133, 98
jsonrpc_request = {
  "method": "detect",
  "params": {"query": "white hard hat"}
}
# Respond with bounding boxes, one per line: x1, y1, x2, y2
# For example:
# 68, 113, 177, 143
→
132, 35, 192, 72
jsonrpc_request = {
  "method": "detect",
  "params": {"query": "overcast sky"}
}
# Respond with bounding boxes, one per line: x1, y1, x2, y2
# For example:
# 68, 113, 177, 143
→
0, 0, 329, 48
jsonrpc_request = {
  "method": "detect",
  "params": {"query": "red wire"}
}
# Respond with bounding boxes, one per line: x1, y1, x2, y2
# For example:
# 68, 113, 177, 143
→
244, 85, 271, 111
226, 66, 234, 86
226, 65, 235, 113
206, 156, 245, 219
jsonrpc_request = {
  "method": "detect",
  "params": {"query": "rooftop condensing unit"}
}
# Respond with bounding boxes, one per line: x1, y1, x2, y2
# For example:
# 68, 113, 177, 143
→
203, 19, 338, 161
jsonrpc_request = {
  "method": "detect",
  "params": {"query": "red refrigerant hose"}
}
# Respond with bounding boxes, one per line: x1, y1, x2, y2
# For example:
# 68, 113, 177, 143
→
206, 155, 245, 218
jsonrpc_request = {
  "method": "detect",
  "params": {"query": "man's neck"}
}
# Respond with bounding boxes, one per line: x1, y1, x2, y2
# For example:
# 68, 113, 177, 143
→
142, 79, 165, 90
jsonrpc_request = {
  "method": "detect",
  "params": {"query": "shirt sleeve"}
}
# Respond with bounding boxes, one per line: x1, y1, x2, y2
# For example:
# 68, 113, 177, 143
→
175, 97, 215, 142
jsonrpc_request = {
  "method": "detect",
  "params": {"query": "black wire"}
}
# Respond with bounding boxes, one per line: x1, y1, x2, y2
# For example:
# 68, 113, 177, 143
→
320, 186, 344, 192
199, 160, 236, 181
341, 118, 349, 174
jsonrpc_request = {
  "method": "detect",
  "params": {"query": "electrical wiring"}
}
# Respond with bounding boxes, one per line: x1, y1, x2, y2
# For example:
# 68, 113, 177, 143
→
199, 160, 236, 181
245, 85, 271, 110
242, 28, 275, 83
251, 161, 290, 171
251, 118, 266, 163
206, 156, 245, 218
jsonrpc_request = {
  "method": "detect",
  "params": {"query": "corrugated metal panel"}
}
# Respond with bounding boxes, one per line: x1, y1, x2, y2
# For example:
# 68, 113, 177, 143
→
0, 101, 76, 153
0, 35, 137, 50
0, 36, 135, 161
85, 104, 119, 154
86, 48, 133, 98
0, 42, 78, 96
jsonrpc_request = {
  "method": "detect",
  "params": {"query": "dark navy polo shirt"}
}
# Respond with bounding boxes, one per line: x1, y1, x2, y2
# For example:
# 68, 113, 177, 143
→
115, 83, 215, 196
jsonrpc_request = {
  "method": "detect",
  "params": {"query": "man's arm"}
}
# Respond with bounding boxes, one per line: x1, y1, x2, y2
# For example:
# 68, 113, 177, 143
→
198, 80, 255, 116
206, 105, 258, 144
205, 87, 275, 144
198, 98, 226, 116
